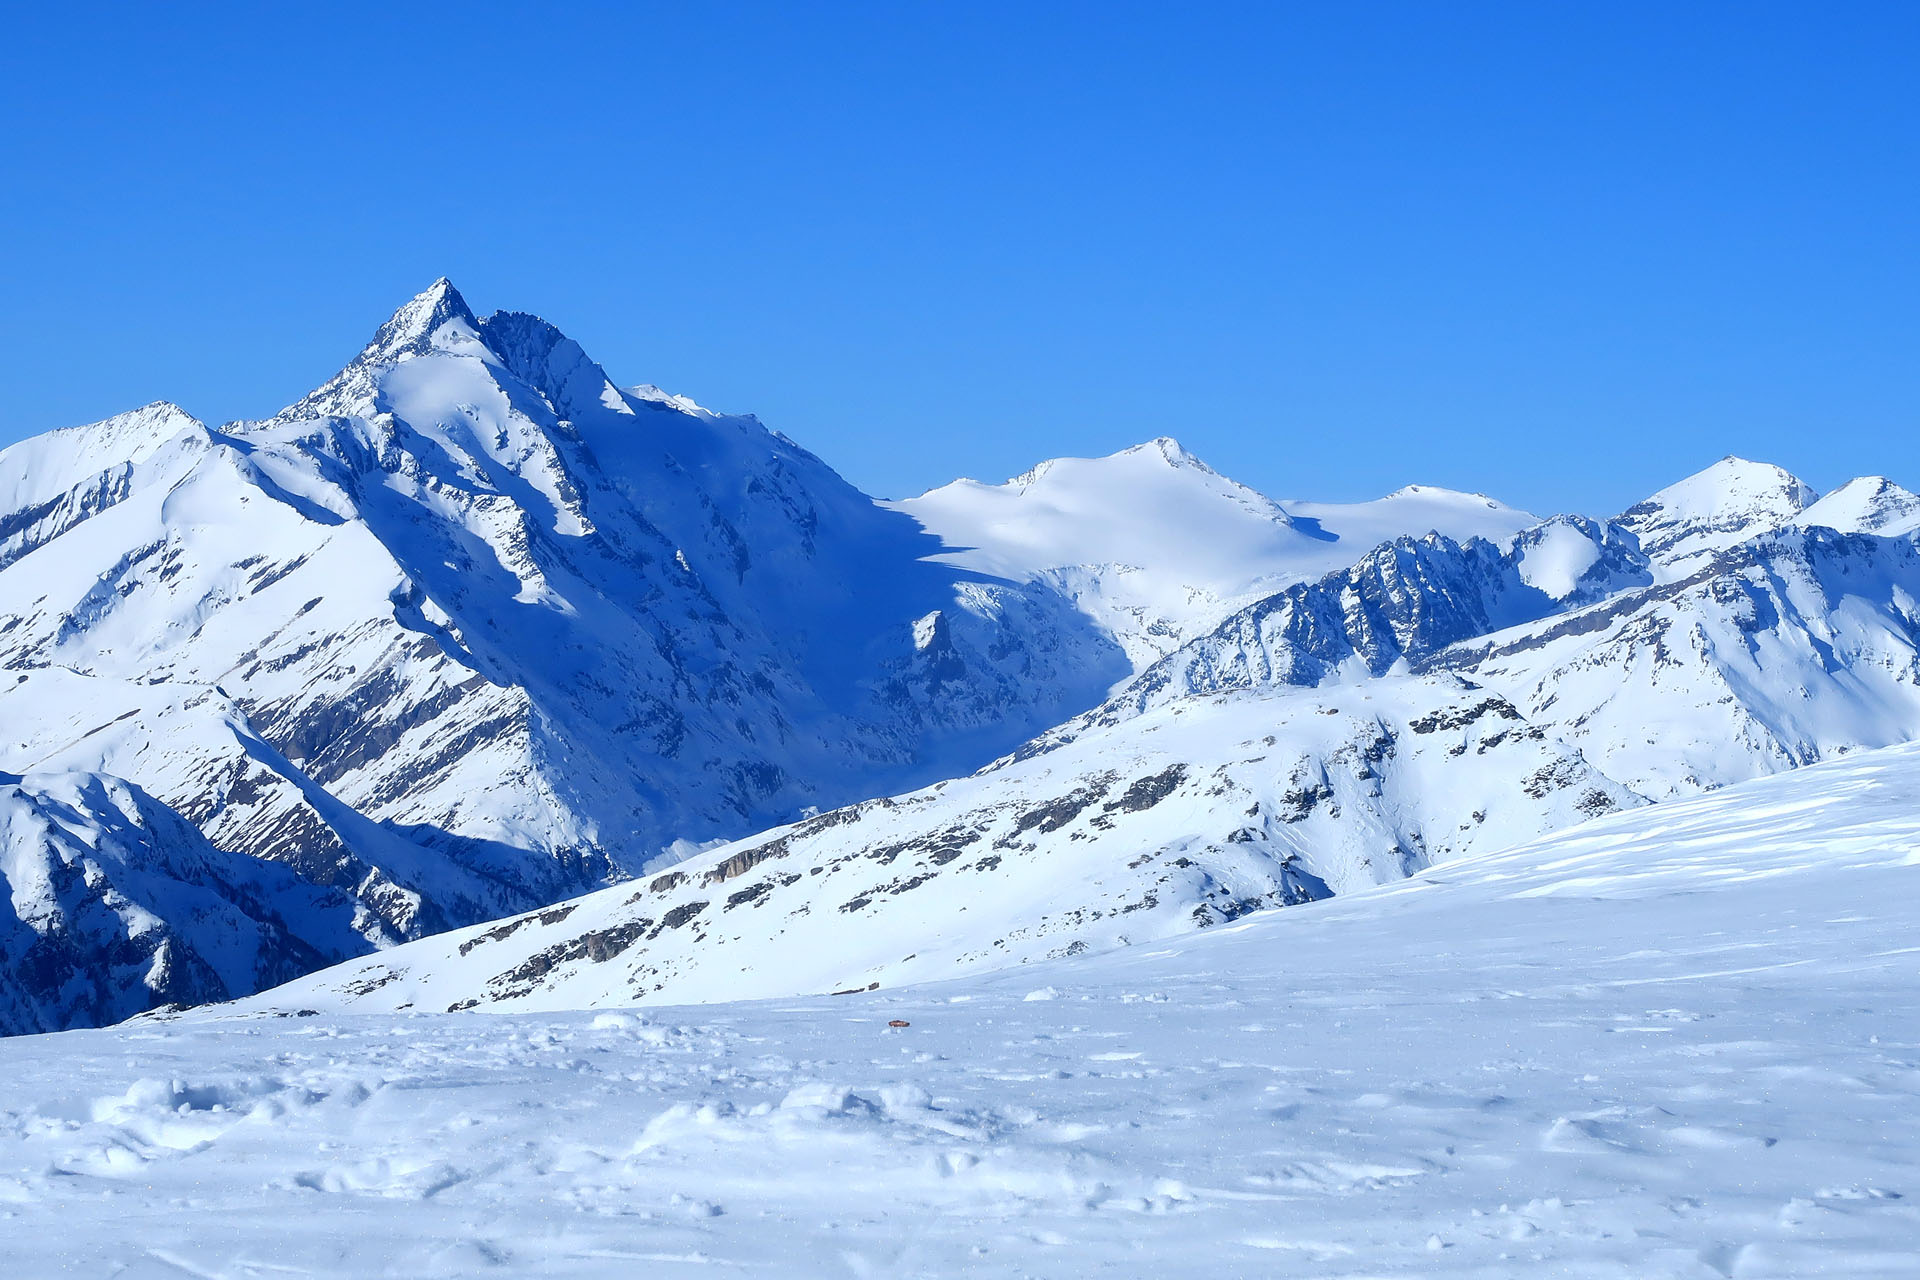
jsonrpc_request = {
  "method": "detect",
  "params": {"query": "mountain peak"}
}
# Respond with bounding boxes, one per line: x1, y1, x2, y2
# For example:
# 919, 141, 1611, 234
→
478, 310, 630, 421
362, 277, 482, 364
1635, 456, 1816, 515
33, 400, 204, 458
1005, 438, 1212, 490
1618, 455, 1817, 572
1126, 436, 1203, 468
1797, 475, 1920, 539
275, 279, 488, 421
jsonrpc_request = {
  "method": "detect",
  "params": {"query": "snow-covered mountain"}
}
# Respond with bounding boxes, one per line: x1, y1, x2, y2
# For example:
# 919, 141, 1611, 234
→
1796, 474, 1920, 538
254, 451, 1920, 1019
0, 769, 363, 1036
236, 674, 1638, 1014
1085, 514, 1651, 719
1433, 525, 1920, 797
0, 282, 1134, 1029
894, 439, 1536, 665
1067, 461, 1920, 797
6, 277, 1920, 1036
3, 281, 1555, 1032
1616, 455, 1817, 577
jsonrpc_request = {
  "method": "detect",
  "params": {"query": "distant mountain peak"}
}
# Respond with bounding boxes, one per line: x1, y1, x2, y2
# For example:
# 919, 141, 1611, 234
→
0, 400, 208, 497
271, 279, 491, 421
1005, 437, 1213, 490
1617, 455, 1817, 572
1381, 483, 1504, 507
625, 384, 716, 417
1798, 475, 1920, 539
1671, 455, 1816, 504
1128, 436, 1204, 468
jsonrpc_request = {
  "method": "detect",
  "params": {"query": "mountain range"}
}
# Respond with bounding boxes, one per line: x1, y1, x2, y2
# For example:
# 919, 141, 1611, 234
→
4, 280, 1917, 1034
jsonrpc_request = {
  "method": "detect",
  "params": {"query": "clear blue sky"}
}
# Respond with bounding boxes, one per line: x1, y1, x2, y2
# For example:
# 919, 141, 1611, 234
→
3, 3, 1915, 515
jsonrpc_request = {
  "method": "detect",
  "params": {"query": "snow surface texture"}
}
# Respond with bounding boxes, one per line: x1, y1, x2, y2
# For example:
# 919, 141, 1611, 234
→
4, 742, 1919, 1276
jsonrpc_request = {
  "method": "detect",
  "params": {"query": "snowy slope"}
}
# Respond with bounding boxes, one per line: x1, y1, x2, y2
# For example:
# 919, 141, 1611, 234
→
0, 281, 1141, 1031
248, 675, 1637, 1015
1437, 526, 1920, 797
0, 769, 363, 1036
1616, 455, 1817, 577
1797, 475, 1920, 538
5, 740, 1920, 1275
894, 442, 1535, 665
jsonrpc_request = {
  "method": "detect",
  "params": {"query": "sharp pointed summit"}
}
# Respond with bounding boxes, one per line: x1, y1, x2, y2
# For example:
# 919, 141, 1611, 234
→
365, 277, 481, 361
276, 278, 488, 421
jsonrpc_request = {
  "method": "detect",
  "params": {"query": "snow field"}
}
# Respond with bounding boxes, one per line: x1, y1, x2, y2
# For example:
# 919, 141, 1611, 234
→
3, 742, 1919, 1275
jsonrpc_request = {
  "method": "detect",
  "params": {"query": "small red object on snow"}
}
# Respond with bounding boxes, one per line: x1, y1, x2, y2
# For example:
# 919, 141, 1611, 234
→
887, 1019, 911, 1028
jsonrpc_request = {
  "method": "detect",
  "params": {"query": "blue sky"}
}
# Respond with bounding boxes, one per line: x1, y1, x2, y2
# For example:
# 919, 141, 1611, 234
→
2, 3, 1914, 515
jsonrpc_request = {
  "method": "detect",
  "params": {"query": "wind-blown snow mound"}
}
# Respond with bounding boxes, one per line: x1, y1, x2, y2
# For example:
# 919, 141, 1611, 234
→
243, 675, 1637, 1016
894, 441, 1535, 665
5, 741, 1918, 1275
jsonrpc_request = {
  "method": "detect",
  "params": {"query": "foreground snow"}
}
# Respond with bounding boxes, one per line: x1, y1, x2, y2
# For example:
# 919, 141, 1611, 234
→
4, 744, 1920, 1276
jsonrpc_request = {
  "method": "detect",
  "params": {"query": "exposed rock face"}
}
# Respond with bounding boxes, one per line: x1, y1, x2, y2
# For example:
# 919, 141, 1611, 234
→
1090, 515, 1650, 718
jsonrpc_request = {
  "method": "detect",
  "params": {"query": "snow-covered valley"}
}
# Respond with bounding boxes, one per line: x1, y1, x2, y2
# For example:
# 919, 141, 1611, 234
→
4, 741, 1919, 1277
